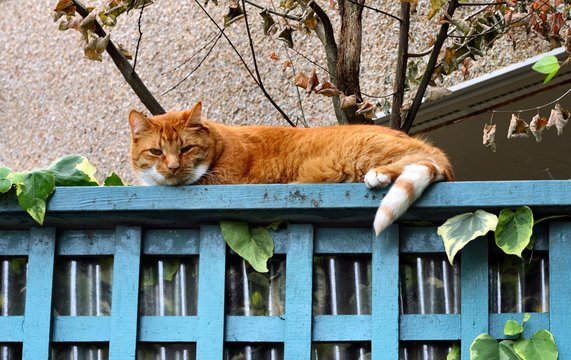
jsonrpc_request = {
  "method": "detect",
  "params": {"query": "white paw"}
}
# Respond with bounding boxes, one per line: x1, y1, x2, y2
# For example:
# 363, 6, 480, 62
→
364, 170, 391, 189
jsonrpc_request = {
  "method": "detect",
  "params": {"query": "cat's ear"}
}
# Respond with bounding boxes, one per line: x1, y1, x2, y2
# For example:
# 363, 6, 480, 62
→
183, 101, 203, 127
129, 110, 153, 136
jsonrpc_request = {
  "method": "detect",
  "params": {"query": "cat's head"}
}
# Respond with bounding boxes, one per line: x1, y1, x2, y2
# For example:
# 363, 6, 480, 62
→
128, 101, 215, 185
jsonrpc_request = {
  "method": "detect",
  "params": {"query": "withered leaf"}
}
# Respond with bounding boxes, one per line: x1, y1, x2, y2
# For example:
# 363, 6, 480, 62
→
509, 12, 529, 27
276, 27, 294, 48
58, 17, 81, 31
427, 0, 447, 19
507, 114, 529, 139
80, 10, 98, 31
356, 101, 376, 119
260, 9, 277, 36
294, 72, 309, 89
547, 102, 569, 135
340, 94, 358, 109
315, 81, 342, 97
224, 4, 244, 26
444, 13, 470, 35
53, 0, 76, 20
306, 67, 319, 94
530, 114, 548, 142
566, 28, 571, 54
270, 52, 279, 61
84, 38, 103, 61
483, 123, 497, 152
280, 0, 296, 10
116, 43, 133, 59
95, 33, 110, 53
282, 60, 293, 72
551, 12, 565, 36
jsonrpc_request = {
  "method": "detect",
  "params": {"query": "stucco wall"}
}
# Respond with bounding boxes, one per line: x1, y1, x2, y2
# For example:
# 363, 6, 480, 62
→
0, 0, 550, 184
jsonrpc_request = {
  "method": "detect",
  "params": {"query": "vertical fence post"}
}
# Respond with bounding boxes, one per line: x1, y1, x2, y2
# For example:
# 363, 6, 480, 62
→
284, 224, 314, 360
372, 225, 399, 359
22, 227, 56, 360
460, 237, 489, 360
549, 222, 571, 356
196, 225, 227, 359
109, 226, 142, 360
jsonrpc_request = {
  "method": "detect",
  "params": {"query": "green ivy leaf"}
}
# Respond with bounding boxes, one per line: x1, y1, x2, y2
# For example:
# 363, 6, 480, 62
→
220, 221, 274, 273
514, 330, 558, 360
104, 172, 125, 186
0, 167, 13, 193
504, 320, 524, 336
162, 258, 181, 281
15, 170, 56, 225
447, 343, 460, 360
532, 56, 560, 84
523, 313, 531, 323
495, 206, 533, 258
499, 340, 520, 360
428, 0, 447, 19
470, 333, 499, 360
48, 155, 99, 186
437, 210, 498, 265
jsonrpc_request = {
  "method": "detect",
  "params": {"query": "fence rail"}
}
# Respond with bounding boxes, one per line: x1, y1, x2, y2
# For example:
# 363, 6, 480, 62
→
0, 181, 570, 360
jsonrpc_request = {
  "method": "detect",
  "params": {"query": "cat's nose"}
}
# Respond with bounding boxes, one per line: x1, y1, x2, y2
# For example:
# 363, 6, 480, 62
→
166, 158, 180, 173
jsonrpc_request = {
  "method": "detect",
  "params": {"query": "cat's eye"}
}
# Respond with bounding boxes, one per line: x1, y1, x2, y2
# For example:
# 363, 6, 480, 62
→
180, 145, 193, 154
149, 148, 163, 156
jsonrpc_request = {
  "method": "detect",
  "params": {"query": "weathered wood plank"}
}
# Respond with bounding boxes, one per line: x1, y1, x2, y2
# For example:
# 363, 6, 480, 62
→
225, 316, 285, 342
196, 225, 226, 359
53, 316, 111, 342
372, 225, 399, 360
489, 313, 550, 339
22, 227, 56, 360
108, 227, 142, 360
58, 230, 115, 255
550, 222, 571, 356
284, 224, 314, 360
0, 231, 29, 255
400, 314, 461, 340
460, 238, 489, 360
138, 316, 200, 342
313, 315, 371, 341
143, 229, 199, 254
0, 316, 23, 341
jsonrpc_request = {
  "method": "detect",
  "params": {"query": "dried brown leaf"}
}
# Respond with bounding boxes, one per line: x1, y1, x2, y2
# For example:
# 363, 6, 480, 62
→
356, 101, 375, 119
80, 10, 98, 31
294, 72, 309, 89
483, 123, 497, 152
95, 33, 110, 53
315, 81, 342, 97
270, 52, 280, 61
117, 43, 133, 59
547, 103, 569, 135
507, 114, 529, 138
276, 27, 294, 48
84, 38, 103, 61
306, 67, 319, 94
53, 0, 76, 20
530, 114, 548, 142
551, 12, 565, 36
340, 94, 358, 109
282, 60, 293, 72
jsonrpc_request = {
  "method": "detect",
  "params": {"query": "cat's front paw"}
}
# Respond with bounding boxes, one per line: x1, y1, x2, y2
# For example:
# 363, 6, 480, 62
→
364, 170, 391, 189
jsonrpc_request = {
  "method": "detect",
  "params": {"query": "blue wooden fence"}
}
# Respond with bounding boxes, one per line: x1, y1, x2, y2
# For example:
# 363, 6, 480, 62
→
0, 181, 570, 360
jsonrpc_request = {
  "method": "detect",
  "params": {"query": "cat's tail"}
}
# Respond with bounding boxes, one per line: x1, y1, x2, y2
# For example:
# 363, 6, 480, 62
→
368, 161, 454, 236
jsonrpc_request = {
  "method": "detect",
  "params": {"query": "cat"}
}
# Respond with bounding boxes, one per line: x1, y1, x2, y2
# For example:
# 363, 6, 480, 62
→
129, 101, 454, 235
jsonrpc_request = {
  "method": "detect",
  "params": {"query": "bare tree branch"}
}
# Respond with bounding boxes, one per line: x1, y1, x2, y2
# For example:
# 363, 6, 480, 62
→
243, 0, 301, 21
401, 0, 459, 133
345, 0, 401, 23
133, 5, 145, 72
241, 0, 296, 127
390, 1, 410, 129
162, 30, 224, 75
72, 0, 165, 115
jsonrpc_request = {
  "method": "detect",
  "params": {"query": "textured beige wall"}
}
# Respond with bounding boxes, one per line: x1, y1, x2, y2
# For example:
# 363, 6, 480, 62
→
0, 0, 550, 184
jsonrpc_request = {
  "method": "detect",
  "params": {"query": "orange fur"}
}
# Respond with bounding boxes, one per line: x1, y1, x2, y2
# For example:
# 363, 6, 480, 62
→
129, 102, 454, 234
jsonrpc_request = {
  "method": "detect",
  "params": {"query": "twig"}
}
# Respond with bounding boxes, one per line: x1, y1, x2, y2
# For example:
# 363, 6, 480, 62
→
133, 5, 145, 72
162, 33, 223, 96
285, 48, 308, 127
241, 0, 295, 126
345, 0, 401, 22
401, 0, 459, 133
71, 0, 165, 115
458, 1, 506, 5
162, 30, 224, 75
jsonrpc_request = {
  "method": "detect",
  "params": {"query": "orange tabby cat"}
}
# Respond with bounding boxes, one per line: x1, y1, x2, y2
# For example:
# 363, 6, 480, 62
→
129, 101, 454, 235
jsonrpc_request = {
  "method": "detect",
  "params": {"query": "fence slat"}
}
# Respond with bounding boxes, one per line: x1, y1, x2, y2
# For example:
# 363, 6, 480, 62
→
139, 316, 200, 342
22, 227, 56, 360
108, 226, 142, 360
196, 225, 227, 359
53, 316, 111, 342
225, 316, 285, 342
460, 237, 489, 360
0, 231, 29, 255
400, 314, 460, 340
284, 224, 314, 360
550, 222, 571, 355
372, 225, 399, 360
